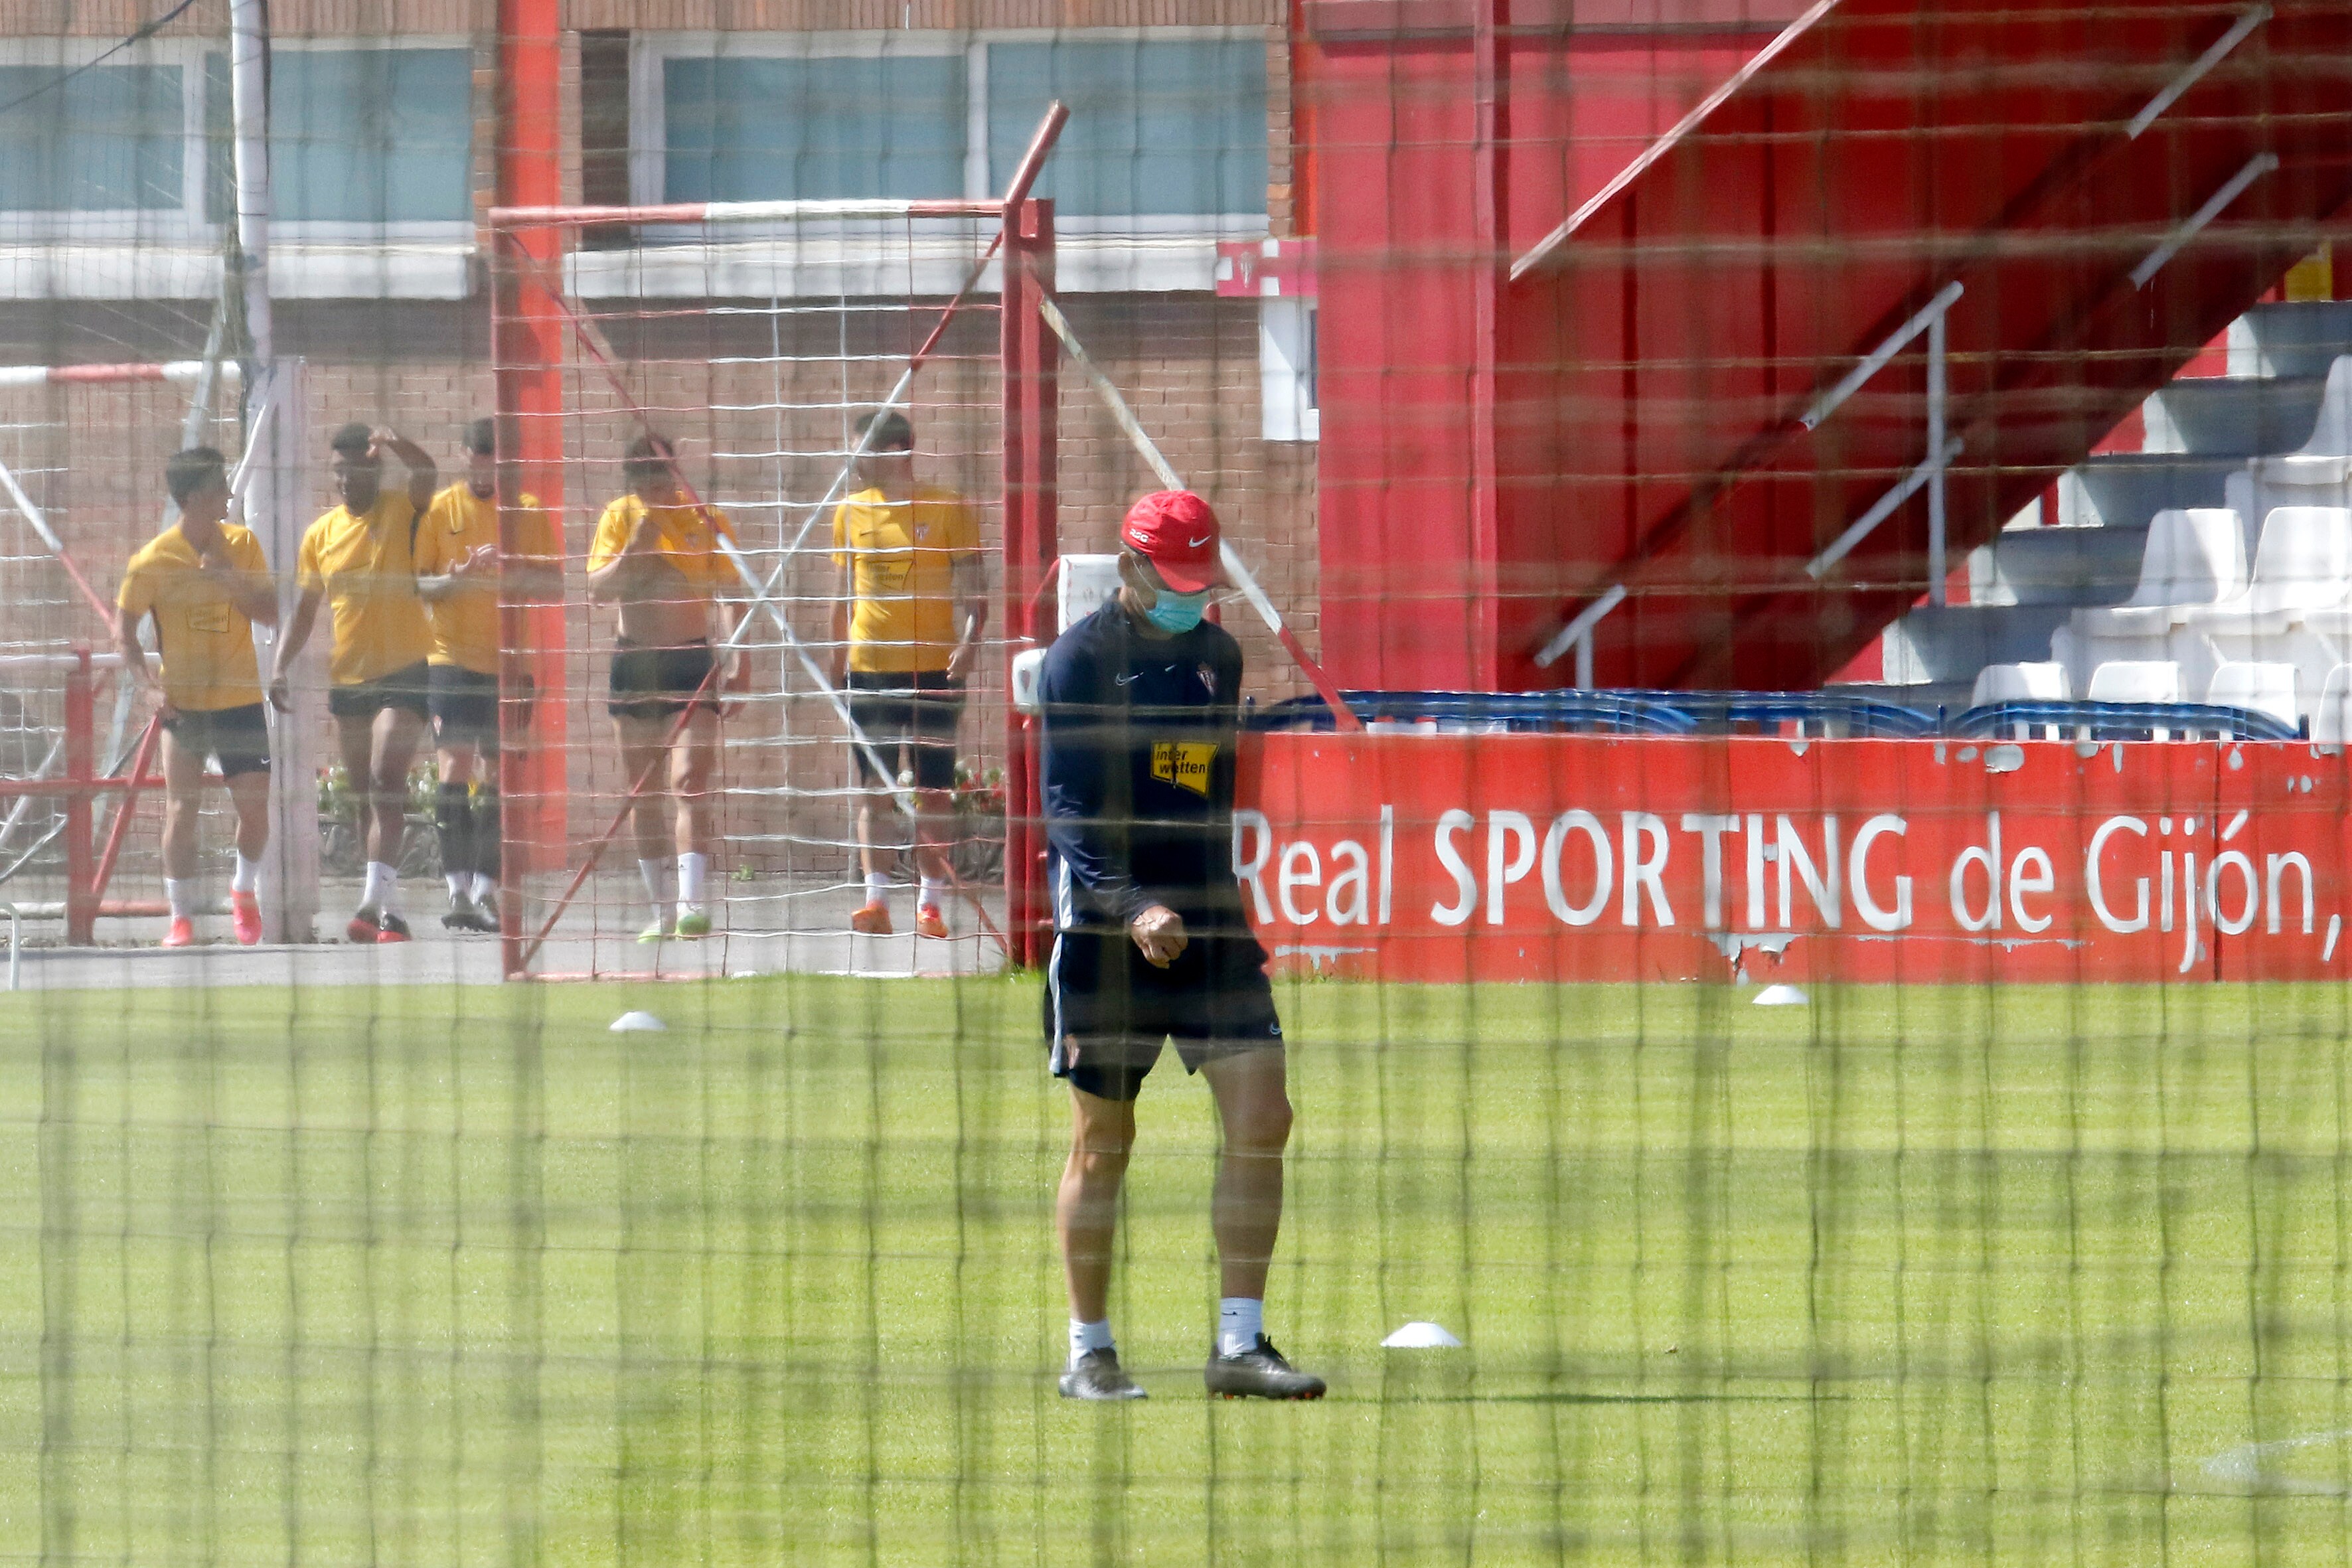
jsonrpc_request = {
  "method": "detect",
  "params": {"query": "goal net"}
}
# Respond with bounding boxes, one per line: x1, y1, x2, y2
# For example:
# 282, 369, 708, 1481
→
485, 197, 1055, 980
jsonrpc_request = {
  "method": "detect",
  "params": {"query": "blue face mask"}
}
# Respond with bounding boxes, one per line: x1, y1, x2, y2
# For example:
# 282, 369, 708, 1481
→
1141, 587, 1210, 635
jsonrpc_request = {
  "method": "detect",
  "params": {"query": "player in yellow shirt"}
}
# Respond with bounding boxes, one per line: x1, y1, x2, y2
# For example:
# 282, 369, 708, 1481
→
586, 433, 745, 941
414, 417, 562, 935
269, 421, 438, 943
114, 446, 279, 949
828, 410, 986, 939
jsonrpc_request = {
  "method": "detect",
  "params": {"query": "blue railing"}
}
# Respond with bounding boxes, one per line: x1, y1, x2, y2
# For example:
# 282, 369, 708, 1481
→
1247, 690, 2304, 744
1944, 700, 2302, 743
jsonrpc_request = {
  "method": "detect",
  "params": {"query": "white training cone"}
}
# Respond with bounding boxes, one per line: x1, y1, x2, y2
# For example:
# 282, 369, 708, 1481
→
1381, 1321, 1464, 1349
1752, 984, 1808, 1007
610, 1010, 668, 1033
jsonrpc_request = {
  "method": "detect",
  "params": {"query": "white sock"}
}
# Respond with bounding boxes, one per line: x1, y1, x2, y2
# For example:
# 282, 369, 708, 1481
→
1217, 1298, 1265, 1359
165, 878, 195, 920
232, 853, 260, 895
919, 876, 948, 909
864, 870, 888, 903
678, 851, 708, 908
445, 870, 469, 901
639, 856, 674, 918
371, 862, 400, 915
471, 872, 496, 904
1069, 1318, 1115, 1368
360, 860, 390, 911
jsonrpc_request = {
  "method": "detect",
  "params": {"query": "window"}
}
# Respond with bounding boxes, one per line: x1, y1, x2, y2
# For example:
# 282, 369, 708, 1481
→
663, 52, 965, 204
1261, 297, 1318, 443
0, 40, 469, 236
986, 39, 1266, 220
635, 30, 1269, 228
265, 46, 473, 226
0, 63, 185, 213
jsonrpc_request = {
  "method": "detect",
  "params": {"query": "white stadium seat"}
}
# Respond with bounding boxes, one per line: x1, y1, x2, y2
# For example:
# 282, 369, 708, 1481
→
2085, 660, 2183, 704
2205, 661, 2300, 730
2057, 507, 2249, 691
2179, 506, 2351, 704
1970, 661, 2071, 708
2313, 665, 2352, 746
1970, 661, 2072, 738
2086, 659, 2185, 739
2236, 355, 2352, 538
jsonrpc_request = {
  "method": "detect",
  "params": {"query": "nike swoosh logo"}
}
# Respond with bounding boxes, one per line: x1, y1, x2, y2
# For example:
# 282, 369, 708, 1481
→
1114, 672, 1141, 686
1188, 534, 1212, 548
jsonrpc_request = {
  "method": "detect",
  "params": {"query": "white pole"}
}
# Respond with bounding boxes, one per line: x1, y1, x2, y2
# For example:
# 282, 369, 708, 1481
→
229, 0, 272, 366
229, 0, 316, 942
1926, 310, 1948, 607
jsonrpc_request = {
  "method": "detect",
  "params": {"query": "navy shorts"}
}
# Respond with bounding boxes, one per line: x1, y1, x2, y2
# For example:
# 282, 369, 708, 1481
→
428, 663, 499, 747
1045, 925, 1283, 1101
328, 661, 431, 723
844, 669, 962, 790
161, 702, 272, 778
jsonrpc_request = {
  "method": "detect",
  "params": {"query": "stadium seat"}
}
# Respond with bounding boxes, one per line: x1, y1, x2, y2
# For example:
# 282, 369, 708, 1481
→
2054, 507, 2247, 690
2205, 661, 2301, 730
2178, 506, 2351, 704
2086, 660, 2185, 740
2313, 665, 2352, 746
2234, 355, 2352, 536
2086, 660, 2182, 703
1970, 661, 2070, 706
1970, 662, 2071, 738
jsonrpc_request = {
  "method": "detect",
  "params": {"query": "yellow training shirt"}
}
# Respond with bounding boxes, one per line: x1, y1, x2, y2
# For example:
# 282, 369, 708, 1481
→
414, 483, 560, 675
831, 485, 980, 674
296, 493, 435, 688
117, 522, 269, 712
588, 495, 738, 601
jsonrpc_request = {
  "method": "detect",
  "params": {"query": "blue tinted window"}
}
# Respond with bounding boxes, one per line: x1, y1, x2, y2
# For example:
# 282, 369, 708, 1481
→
663, 54, 965, 203
0, 64, 183, 212
988, 40, 1265, 218
271, 48, 472, 222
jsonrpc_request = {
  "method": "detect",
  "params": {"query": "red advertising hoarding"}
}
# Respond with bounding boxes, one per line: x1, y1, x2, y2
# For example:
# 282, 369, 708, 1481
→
1237, 732, 2351, 984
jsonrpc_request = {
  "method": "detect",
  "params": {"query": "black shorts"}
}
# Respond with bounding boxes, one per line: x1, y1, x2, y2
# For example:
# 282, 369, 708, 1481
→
1044, 925, 1284, 1101
328, 661, 431, 722
428, 663, 499, 747
160, 702, 272, 778
609, 641, 717, 722
845, 668, 963, 789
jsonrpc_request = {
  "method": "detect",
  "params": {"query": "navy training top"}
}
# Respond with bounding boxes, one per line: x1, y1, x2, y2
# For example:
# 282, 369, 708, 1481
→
1038, 601, 1249, 934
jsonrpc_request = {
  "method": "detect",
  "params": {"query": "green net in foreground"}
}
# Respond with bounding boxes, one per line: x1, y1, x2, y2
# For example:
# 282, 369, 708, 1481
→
11, 977, 2352, 1564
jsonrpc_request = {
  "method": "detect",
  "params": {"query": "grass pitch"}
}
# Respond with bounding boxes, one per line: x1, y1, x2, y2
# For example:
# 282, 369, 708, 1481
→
3, 975, 2351, 1565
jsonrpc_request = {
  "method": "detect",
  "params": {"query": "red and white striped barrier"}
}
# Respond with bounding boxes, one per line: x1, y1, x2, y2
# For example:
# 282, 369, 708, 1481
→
0, 361, 240, 389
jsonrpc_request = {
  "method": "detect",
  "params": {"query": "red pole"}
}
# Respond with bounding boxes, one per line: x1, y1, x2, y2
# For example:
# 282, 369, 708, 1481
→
86, 714, 161, 909
495, 0, 565, 977
62, 649, 94, 945
1001, 198, 1058, 969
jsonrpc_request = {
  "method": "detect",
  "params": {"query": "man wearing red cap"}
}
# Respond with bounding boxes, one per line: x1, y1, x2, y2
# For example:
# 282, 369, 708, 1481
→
1037, 489, 1322, 1402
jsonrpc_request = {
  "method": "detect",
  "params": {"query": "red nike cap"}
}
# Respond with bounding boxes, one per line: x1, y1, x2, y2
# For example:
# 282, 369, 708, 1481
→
1119, 489, 1221, 594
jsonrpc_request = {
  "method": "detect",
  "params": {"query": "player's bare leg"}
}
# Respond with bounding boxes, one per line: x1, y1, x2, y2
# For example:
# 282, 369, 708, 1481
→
615, 714, 676, 940
1058, 1083, 1136, 1322
670, 706, 720, 937
1056, 1081, 1145, 1399
850, 768, 895, 936
157, 730, 206, 948
434, 734, 496, 933
340, 706, 423, 941
335, 714, 382, 939
224, 766, 270, 945
1200, 1046, 1322, 1398
911, 785, 955, 937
